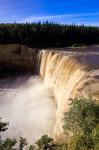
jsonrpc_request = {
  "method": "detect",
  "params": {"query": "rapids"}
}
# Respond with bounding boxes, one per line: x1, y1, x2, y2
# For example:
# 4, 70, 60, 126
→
40, 50, 99, 142
0, 47, 99, 143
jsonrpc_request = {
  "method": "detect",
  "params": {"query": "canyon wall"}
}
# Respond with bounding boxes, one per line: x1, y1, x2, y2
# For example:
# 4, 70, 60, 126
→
1, 44, 99, 143
0, 44, 38, 76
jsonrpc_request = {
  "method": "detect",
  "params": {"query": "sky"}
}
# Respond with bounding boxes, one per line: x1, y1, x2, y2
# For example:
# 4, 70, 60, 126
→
0, 0, 99, 26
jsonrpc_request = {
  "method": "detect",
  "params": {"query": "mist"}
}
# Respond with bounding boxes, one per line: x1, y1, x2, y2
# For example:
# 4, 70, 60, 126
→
0, 76, 56, 144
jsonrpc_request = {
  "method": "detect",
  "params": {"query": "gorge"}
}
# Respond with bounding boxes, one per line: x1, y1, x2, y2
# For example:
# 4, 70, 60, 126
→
0, 44, 99, 143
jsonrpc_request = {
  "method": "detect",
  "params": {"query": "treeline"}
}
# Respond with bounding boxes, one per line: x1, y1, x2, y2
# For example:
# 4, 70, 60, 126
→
0, 22, 99, 48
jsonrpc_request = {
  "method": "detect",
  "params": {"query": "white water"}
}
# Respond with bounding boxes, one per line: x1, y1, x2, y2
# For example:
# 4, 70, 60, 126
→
40, 50, 99, 142
0, 76, 56, 144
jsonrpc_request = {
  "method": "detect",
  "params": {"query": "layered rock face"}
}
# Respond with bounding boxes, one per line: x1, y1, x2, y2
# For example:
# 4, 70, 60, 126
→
0, 44, 38, 76
39, 50, 99, 142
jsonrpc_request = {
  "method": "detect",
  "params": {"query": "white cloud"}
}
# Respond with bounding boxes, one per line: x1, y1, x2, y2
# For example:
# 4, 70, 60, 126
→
18, 12, 99, 27
20, 12, 99, 24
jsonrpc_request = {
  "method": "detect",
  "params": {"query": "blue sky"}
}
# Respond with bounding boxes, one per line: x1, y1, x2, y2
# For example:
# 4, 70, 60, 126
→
0, 0, 99, 26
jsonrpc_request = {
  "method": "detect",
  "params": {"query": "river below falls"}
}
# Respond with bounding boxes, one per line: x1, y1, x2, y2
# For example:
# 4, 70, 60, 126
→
0, 75, 56, 144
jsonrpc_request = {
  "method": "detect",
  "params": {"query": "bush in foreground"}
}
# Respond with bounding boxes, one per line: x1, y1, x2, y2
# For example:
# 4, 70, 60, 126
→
63, 98, 99, 150
0, 98, 99, 150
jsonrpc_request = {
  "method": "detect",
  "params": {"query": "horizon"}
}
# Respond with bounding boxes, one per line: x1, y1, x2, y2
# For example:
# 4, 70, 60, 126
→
0, 0, 99, 26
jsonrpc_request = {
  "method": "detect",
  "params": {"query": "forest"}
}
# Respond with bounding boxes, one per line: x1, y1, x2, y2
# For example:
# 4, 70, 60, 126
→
0, 22, 99, 48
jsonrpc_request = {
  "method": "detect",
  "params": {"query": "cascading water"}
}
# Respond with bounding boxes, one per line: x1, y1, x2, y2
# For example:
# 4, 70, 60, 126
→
0, 49, 99, 144
40, 50, 99, 142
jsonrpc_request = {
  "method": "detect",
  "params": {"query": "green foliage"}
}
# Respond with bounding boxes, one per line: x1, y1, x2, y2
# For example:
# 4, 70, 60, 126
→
28, 145, 36, 150
0, 23, 99, 48
63, 98, 99, 136
0, 98, 99, 150
0, 118, 17, 150
0, 138, 17, 150
53, 143, 67, 150
67, 134, 94, 150
19, 137, 28, 150
0, 118, 9, 132
91, 125, 99, 150
35, 135, 54, 150
63, 98, 99, 150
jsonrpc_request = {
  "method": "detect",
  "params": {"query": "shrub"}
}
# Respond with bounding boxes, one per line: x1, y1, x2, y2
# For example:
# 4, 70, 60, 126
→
63, 98, 99, 150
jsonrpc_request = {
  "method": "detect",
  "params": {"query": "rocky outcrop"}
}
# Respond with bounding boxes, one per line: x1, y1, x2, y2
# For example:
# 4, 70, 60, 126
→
0, 44, 38, 76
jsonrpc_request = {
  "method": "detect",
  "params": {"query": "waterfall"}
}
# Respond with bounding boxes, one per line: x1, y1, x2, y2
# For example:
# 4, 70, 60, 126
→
0, 47, 99, 144
39, 50, 99, 142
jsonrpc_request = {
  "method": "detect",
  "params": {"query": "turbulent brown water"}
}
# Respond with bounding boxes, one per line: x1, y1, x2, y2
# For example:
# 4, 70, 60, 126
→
0, 48, 99, 143
40, 50, 99, 142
